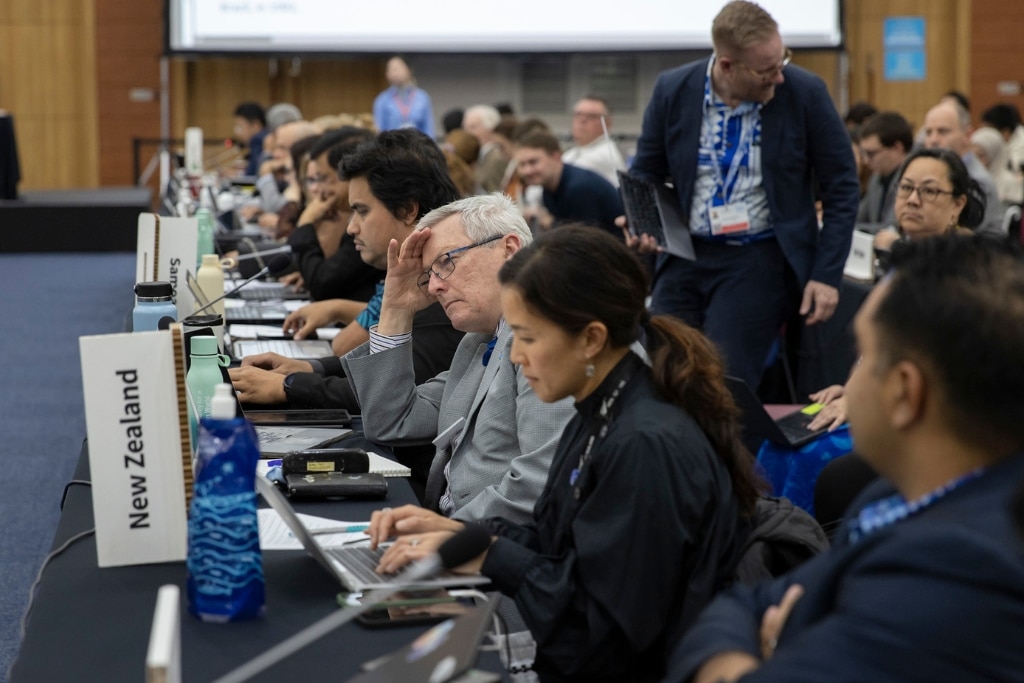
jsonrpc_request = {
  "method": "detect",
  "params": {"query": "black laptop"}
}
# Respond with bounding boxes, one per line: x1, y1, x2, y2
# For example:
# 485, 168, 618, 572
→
725, 376, 828, 450
617, 171, 695, 260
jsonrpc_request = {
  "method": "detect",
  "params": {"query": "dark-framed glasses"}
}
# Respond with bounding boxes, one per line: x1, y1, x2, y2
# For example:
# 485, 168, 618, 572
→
416, 234, 503, 292
895, 182, 955, 203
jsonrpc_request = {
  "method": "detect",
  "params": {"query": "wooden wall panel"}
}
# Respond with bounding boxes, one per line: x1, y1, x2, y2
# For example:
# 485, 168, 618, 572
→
94, 0, 164, 187
0, 0, 97, 190
845, 0, 967, 131
970, 0, 1024, 124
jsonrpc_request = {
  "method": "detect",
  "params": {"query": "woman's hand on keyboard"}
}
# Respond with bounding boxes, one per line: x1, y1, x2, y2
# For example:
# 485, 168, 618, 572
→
228, 365, 288, 404
240, 352, 313, 375
368, 505, 463, 550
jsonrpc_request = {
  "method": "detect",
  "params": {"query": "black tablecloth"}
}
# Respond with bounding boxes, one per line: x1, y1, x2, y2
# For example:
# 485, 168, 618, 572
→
10, 439, 505, 682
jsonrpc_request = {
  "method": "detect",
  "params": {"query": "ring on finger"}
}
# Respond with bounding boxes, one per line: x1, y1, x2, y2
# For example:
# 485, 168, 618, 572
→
410, 538, 421, 547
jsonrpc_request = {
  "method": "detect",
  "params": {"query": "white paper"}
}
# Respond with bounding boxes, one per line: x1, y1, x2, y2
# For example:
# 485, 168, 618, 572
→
257, 508, 369, 550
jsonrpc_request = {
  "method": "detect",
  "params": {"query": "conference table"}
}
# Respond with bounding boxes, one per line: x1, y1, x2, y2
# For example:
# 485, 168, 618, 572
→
10, 437, 507, 682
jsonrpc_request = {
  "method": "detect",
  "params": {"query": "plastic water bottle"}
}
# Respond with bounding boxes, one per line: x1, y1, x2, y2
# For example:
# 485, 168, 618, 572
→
196, 253, 226, 320
186, 383, 265, 622
132, 281, 178, 332
195, 207, 216, 268
186, 336, 230, 445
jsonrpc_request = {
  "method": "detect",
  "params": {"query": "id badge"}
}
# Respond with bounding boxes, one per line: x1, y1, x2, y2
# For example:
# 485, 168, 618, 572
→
709, 202, 751, 236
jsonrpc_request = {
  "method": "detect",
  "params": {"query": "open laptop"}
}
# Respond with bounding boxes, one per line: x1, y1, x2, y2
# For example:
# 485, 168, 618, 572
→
232, 338, 333, 361
843, 230, 876, 281
346, 600, 500, 683
255, 476, 490, 592
725, 376, 828, 449
617, 171, 695, 260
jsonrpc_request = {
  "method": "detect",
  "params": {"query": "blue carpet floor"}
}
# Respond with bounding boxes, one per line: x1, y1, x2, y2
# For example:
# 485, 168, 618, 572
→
0, 252, 136, 681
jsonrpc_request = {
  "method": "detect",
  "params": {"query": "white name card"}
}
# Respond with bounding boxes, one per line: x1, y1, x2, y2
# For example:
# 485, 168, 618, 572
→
136, 213, 199, 321
146, 585, 182, 683
80, 330, 189, 568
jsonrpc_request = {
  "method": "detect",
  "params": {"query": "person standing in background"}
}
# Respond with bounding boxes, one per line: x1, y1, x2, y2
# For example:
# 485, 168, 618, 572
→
373, 56, 435, 139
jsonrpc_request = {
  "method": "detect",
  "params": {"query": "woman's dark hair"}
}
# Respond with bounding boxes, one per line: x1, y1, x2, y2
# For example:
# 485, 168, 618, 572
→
498, 225, 763, 516
895, 147, 986, 230
339, 129, 460, 221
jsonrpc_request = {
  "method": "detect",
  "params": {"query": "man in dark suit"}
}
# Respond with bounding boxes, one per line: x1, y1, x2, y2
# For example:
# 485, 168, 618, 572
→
668, 234, 1024, 683
629, 0, 858, 389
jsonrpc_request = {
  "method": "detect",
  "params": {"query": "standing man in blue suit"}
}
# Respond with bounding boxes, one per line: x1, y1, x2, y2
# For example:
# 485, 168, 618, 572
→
667, 235, 1024, 683
630, 0, 859, 389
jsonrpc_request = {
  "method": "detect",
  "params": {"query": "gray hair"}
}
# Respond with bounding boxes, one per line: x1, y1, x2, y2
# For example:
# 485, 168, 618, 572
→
464, 105, 502, 131
417, 193, 533, 247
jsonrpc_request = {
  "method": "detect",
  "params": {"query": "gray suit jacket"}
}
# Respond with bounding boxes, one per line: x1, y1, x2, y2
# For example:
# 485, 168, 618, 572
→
963, 151, 1006, 239
855, 172, 897, 235
341, 323, 575, 524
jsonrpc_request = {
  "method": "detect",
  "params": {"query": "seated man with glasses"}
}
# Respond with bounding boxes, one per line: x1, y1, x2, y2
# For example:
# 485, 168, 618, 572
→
341, 192, 575, 524
628, 0, 858, 391
855, 112, 914, 235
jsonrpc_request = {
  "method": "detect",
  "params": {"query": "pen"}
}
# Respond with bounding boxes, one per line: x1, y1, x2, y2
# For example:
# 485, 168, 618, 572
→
309, 523, 371, 536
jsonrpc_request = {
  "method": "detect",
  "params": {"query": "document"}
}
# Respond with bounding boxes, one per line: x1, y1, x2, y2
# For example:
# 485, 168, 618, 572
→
257, 508, 369, 550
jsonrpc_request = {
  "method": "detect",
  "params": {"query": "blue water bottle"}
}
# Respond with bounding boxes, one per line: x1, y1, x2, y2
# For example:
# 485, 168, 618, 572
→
187, 383, 265, 622
132, 282, 178, 332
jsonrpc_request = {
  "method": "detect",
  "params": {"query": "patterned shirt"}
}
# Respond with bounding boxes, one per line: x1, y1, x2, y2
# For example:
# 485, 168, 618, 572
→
354, 281, 385, 332
689, 57, 772, 242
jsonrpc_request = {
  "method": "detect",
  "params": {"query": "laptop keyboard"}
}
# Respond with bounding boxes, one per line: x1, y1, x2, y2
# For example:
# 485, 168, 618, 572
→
227, 304, 288, 321
324, 546, 394, 585
619, 174, 667, 245
775, 410, 822, 444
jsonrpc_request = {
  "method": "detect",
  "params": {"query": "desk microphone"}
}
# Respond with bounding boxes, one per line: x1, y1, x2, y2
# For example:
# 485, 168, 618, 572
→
233, 244, 292, 262
210, 524, 493, 683
187, 253, 293, 318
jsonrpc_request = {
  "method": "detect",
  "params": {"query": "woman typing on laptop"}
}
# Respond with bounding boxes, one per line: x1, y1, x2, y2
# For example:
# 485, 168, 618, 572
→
366, 226, 762, 683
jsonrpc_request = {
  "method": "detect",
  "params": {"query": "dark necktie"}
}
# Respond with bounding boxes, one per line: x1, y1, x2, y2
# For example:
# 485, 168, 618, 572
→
482, 336, 498, 366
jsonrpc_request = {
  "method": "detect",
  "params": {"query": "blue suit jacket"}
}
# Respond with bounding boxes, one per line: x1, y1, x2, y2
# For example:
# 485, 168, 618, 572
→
666, 452, 1024, 683
632, 58, 859, 288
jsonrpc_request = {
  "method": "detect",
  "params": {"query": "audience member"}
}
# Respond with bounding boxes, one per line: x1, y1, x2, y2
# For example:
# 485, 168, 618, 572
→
981, 102, 1024, 188
842, 100, 877, 135
372, 56, 435, 138
341, 193, 576, 523
855, 111, 913, 234
463, 105, 510, 192
232, 101, 266, 177
251, 120, 319, 226
441, 107, 464, 134
921, 100, 1004, 239
812, 147, 986, 429
368, 225, 761, 683
629, 0, 858, 389
230, 129, 464, 414
669, 234, 1024, 683
562, 95, 627, 186
272, 132, 320, 239
287, 127, 382, 302
971, 125, 1022, 206
515, 129, 624, 239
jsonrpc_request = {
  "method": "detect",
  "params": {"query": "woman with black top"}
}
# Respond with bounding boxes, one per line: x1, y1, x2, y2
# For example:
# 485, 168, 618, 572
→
369, 225, 762, 683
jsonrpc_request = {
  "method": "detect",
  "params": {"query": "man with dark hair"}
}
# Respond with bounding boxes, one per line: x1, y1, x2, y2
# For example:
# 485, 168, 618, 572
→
982, 102, 1024, 173
515, 129, 624, 239
230, 130, 464, 425
629, 0, 859, 390
562, 95, 626, 186
856, 111, 914, 233
843, 100, 877, 135
668, 234, 1024, 683
286, 127, 381, 303
233, 101, 266, 177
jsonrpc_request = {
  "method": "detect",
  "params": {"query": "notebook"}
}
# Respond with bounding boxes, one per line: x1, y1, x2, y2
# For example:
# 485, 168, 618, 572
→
232, 338, 334, 360
843, 230, 876, 281
617, 171, 695, 260
255, 476, 490, 592
346, 599, 500, 683
725, 376, 828, 449
367, 452, 412, 478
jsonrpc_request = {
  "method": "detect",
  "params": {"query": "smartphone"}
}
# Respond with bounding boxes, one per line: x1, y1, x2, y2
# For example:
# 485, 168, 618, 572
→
356, 590, 473, 628
245, 408, 353, 426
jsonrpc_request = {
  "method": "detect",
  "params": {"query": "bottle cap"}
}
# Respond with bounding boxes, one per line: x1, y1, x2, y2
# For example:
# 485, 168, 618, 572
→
135, 281, 174, 298
190, 336, 220, 356
201, 253, 221, 267
181, 313, 224, 328
209, 383, 237, 420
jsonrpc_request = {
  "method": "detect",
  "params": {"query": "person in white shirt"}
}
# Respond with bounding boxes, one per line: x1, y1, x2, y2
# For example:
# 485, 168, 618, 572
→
562, 95, 626, 187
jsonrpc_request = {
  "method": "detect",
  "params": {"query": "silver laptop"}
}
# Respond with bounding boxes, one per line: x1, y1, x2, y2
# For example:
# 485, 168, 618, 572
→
255, 476, 490, 592
843, 230, 875, 281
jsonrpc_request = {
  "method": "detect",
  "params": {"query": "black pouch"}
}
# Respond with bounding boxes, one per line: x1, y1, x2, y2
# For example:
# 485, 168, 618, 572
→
282, 448, 369, 475
285, 472, 388, 500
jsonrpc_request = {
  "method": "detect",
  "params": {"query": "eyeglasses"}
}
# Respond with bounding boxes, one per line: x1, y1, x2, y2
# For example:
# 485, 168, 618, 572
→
860, 146, 884, 161
416, 234, 503, 292
572, 111, 605, 121
896, 182, 955, 203
738, 47, 792, 80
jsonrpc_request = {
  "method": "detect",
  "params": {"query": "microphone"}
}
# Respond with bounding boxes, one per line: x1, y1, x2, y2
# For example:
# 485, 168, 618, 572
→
188, 253, 293, 318
233, 244, 292, 262
210, 524, 493, 683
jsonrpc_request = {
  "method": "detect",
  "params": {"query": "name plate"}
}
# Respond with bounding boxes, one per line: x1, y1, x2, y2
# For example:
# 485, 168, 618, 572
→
137, 213, 199, 322
80, 330, 190, 568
